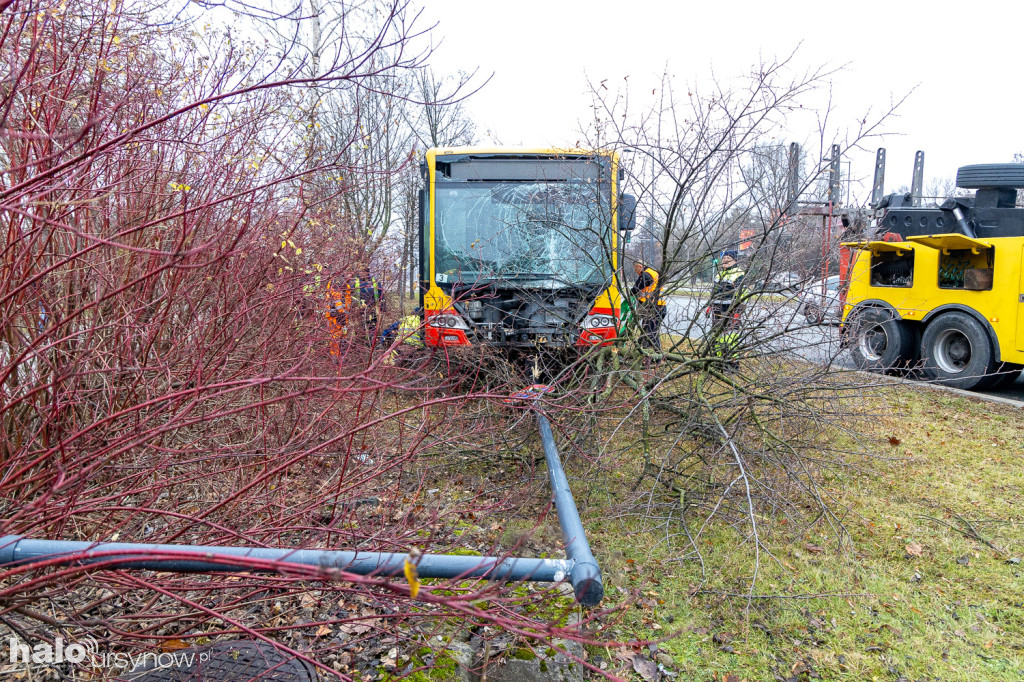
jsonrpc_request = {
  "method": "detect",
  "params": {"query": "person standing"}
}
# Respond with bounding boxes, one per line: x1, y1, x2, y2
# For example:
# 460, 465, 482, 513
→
631, 261, 667, 349
324, 279, 352, 357
708, 250, 745, 370
709, 250, 745, 322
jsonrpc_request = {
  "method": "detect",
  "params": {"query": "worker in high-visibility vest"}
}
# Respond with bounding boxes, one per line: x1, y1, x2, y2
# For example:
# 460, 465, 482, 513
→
631, 261, 667, 349
324, 279, 352, 356
708, 250, 745, 323
706, 250, 745, 371
396, 310, 424, 348
379, 308, 424, 348
379, 308, 425, 365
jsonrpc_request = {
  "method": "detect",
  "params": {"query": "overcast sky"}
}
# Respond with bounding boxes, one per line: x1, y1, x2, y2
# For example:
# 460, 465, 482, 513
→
419, 0, 1024, 204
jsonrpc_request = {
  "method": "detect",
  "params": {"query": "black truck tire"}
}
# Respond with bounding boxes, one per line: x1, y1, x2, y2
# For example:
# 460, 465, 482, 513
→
848, 307, 918, 373
956, 164, 1024, 189
920, 312, 996, 389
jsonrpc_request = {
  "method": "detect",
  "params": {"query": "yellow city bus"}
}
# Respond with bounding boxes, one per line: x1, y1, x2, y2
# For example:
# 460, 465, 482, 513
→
416, 147, 634, 351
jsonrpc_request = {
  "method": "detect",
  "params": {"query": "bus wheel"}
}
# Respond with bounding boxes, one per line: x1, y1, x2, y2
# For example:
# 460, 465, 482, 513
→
920, 312, 995, 390
849, 308, 917, 373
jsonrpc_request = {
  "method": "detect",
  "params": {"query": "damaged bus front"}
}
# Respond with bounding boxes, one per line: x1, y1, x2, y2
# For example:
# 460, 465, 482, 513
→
417, 148, 634, 350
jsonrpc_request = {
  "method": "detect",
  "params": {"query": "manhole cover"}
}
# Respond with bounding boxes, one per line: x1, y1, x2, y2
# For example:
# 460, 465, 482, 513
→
124, 640, 318, 681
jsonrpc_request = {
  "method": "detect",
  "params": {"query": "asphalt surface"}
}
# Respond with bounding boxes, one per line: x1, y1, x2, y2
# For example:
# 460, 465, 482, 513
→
663, 294, 1024, 403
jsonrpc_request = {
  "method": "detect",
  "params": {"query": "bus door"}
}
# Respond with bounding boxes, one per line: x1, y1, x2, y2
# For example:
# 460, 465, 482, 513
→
1017, 243, 1024, 351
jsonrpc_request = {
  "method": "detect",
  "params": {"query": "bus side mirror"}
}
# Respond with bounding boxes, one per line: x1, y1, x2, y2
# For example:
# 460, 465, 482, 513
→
618, 194, 637, 231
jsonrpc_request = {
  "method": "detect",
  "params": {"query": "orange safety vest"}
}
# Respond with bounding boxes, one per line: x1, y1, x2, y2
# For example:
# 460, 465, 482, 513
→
324, 280, 353, 355
638, 267, 666, 306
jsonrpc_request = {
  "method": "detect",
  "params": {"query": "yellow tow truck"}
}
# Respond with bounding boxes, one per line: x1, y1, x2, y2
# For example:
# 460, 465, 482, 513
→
841, 162, 1024, 390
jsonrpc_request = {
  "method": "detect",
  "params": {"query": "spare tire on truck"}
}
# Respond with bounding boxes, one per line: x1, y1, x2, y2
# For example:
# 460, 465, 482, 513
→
920, 311, 997, 390
848, 307, 918, 374
956, 163, 1024, 189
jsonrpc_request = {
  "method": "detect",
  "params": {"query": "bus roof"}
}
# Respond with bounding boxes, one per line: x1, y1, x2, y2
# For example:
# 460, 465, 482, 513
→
427, 146, 616, 158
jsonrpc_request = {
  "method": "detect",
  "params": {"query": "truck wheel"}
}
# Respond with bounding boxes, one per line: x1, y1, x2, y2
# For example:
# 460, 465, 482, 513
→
955, 164, 1024, 189
920, 312, 996, 389
848, 307, 918, 373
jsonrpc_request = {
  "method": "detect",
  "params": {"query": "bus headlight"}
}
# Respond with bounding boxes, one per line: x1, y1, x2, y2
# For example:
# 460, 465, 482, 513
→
429, 312, 469, 330
584, 314, 615, 329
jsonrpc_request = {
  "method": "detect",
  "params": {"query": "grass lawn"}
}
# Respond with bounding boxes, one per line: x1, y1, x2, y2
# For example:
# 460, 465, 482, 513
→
579, 386, 1023, 681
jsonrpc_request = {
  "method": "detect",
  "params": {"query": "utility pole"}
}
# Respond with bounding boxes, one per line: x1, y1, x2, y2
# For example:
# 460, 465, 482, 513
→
822, 144, 841, 285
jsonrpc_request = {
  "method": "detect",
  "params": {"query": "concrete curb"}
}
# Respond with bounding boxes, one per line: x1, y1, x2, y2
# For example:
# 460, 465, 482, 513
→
851, 370, 1024, 408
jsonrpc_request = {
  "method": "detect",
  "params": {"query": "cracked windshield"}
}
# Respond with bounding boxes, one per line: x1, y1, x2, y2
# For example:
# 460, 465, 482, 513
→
434, 182, 610, 286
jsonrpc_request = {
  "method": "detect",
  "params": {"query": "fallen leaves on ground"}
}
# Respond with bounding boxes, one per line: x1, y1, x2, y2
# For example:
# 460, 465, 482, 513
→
631, 654, 658, 681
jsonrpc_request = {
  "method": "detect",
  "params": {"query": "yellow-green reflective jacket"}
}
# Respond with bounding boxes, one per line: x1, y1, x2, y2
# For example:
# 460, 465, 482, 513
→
398, 315, 423, 347
353, 277, 380, 305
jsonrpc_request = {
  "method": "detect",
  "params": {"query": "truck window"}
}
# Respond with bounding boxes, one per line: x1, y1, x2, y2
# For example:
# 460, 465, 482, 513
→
870, 251, 914, 288
938, 248, 994, 290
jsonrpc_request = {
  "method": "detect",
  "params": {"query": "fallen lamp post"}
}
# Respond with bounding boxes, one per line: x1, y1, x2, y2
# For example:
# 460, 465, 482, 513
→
0, 410, 603, 606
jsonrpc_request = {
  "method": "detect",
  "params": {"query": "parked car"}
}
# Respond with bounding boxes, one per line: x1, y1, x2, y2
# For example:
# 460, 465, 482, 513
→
769, 271, 802, 292
798, 275, 843, 323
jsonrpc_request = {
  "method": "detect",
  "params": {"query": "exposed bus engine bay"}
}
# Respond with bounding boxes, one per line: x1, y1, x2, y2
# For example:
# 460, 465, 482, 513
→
445, 281, 603, 348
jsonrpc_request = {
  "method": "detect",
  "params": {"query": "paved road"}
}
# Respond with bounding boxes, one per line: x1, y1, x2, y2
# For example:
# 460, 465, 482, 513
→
662, 295, 1024, 402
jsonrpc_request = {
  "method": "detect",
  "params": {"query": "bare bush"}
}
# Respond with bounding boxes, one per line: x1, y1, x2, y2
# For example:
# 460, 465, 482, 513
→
0, 1, 622, 679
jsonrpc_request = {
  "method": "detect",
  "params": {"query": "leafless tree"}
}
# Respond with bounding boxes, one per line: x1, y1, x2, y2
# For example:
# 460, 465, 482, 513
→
568, 52, 905, 605
407, 67, 478, 149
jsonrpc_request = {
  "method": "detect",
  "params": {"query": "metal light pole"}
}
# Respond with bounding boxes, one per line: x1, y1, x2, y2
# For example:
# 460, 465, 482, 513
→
0, 412, 604, 607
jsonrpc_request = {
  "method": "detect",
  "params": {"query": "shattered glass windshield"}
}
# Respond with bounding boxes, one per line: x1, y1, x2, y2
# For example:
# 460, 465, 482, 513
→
434, 181, 611, 287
